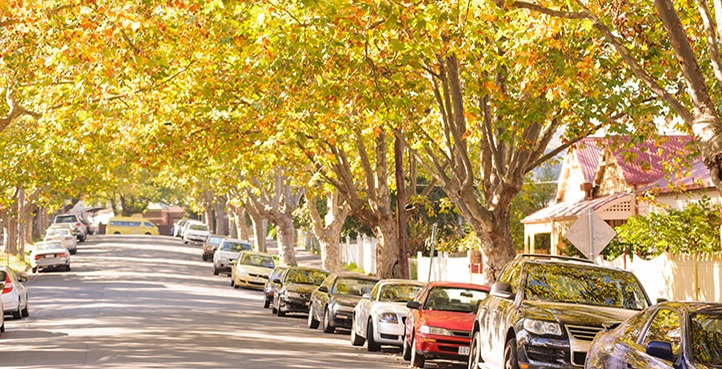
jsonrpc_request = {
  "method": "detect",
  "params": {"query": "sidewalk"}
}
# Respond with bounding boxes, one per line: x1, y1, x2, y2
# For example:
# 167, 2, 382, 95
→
265, 240, 322, 269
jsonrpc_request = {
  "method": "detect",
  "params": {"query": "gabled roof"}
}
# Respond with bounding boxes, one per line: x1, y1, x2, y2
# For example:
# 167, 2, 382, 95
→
522, 192, 633, 224
639, 159, 714, 193
573, 135, 695, 185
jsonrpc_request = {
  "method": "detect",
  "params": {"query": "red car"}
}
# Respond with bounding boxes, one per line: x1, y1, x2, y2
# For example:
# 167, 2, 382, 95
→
403, 281, 490, 368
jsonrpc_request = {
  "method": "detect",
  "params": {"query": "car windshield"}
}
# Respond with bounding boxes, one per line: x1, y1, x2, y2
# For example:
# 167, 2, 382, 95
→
285, 269, 328, 285
424, 287, 489, 313
524, 263, 649, 310
35, 242, 64, 251
46, 229, 70, 237
189, 224, 208, 231
241, 254, 275, 268
55, 215, 77, 223
220, 241, 252, 252
690, 311, 722, 365
207, 236, 223, 246
379, 284, 423, 302
333, 278, 377, 296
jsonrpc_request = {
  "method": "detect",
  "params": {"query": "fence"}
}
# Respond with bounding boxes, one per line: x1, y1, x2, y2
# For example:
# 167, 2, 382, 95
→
340, 235, 377, 275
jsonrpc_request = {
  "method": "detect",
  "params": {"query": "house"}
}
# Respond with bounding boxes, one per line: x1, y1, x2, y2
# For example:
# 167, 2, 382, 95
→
521, 135, 720, 255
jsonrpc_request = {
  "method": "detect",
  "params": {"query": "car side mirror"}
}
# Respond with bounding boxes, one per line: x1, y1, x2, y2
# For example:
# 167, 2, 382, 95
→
646, 341, 674, 362
273, 279, 282, 285
490, 281, 515, 299
318, 286, 328, 293
362, 293, 372, 299
406, 301, 421, 310
656, 298, 669, 304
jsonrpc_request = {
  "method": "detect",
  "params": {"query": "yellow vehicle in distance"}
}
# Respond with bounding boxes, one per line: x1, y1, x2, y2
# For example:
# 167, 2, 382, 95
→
106, 216, 160, 235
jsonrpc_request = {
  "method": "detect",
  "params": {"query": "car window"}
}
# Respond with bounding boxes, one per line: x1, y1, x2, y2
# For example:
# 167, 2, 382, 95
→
498, 260, 522, 294
241, 254, 275, 268
423, 287, 489, 313
690, 311, 722, 365
523, 263, 649, 310
621, 310, 656, 344
370, 283, 381, 300
333, 278, 377, 296
144, 222, 154, 227
228, 242, 252, 252
379, 283, 423, 302
190, 224, 208, 231
207, 236, 223, 246
642, 309, 681, 357
55, 215, 78, 223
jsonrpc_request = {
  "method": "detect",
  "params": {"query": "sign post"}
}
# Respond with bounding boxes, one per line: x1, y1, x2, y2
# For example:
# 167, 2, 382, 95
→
564, 208, 616, 262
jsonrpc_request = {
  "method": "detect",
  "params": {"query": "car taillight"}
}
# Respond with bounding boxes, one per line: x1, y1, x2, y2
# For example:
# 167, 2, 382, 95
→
58, 253, 68, 258
34, 255, 42, 260
2, 274, 12, 294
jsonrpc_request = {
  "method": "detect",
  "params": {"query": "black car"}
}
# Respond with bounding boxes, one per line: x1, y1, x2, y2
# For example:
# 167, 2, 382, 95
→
201, 235, 223, 261
271, 266, 329, 317
586, 301, 722, 369
263, 265, 289, 309
308, 273, 379, 333
468, 254, 651, 369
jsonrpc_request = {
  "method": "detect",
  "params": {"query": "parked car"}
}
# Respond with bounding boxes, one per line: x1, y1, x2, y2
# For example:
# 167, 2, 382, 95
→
106, 216, 159, 235
172, 219, 191, 237
183, 223, 210, 244
263, 265, 289, 308
586, 301, 722, 369
0, 281, 4, 335
179, 220, 203, 239
468, 254, 651, 369
403, 281, 490, 368
53, 214, 87, 242
0, 268, 29, 319
271, 266, 329, 317
351, 279, 426, 351
308, 273, 379, 333
231, 251, 276, 289
31, 241, 71, 273
201, 235, 224, 261
212, 239, 253, 276
44, 225, 78, 254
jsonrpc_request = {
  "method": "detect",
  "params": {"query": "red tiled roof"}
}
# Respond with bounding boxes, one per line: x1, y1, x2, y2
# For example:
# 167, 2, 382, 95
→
574, 135, 695, 185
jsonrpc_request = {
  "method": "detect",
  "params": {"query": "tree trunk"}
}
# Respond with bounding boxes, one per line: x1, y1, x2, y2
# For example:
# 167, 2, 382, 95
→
245, 203, 266, 252
394, 134, 409, 279
237, 208, 249, 240
5, 216, 18, 255
213, 199, 226, 235
276, 215, 298, 266
308, 194, 349, 273
374, 214, 400, 278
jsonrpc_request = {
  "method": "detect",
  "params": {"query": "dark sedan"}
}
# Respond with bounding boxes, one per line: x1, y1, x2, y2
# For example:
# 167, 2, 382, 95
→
308, 273, 379, 333
586, 301, 722, 369
263, 265, 289, 309
272, 266, 329, 317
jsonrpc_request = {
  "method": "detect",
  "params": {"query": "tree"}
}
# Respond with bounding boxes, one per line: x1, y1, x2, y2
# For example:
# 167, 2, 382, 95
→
307, 191, 350, 273
509, 0, 722, 191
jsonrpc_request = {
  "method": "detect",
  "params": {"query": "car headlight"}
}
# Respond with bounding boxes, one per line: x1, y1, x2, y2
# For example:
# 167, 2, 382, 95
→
378, 312, 399, 324
523, 319, 562, 336
236, 268, 248, 276
419, 325, 452, 335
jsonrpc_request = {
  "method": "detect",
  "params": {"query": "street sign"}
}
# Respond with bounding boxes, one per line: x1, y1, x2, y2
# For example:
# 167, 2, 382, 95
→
564, 208, 616, 261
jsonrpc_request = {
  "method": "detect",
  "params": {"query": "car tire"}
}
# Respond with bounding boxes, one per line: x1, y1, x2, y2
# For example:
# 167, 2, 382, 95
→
12, 301, 22, 319
367, 320, 380, 352
21, 301, 29, 318
202, 255, 208, 261
308, 307, 320, 329
350, 317, 365, 346
277, 305, 286, 317
403, 332, 412, 361
213, 267, 219, 276
411, 334, 425, 368
468, 330, 483, 369
322, 308, 335, 333
32, 267, 38, 273
1, 322, 4, 333
230, 279, 235, 287
263, 297, 270, 309
503, 336, 520, 369
70, 250, 76, 255
65, 264, 71, 272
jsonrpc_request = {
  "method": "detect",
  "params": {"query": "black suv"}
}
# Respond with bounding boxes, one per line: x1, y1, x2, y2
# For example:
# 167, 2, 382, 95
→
308, 272, 379, 333
468, 254, 651, 369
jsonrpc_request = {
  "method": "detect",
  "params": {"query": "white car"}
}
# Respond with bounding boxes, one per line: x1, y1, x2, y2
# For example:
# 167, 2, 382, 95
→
212, 239, 253, 276
53, 214, 87, 242
44, 226, 78, 254
31, 241, 71, 273
351, 279, 426, 351
183, 223, 210, 244
179, 220, 204, 239
1, 268, 28, 319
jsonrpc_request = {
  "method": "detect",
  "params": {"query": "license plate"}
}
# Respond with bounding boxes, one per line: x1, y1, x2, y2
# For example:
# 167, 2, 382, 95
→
458, 346, 470, 356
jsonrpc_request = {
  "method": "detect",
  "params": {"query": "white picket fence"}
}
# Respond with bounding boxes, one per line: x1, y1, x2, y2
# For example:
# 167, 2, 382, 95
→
340, 235, 377, 275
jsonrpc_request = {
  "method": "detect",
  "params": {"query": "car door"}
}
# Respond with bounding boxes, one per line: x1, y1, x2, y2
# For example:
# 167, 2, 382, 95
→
406, 285, 430, 340
312, 275, 334, 320
624, 308, 680, 369
356, 283, 380, 337
481, 260, 521, 368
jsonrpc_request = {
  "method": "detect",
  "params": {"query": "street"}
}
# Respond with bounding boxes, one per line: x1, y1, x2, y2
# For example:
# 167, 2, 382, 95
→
0, 236, 465, 369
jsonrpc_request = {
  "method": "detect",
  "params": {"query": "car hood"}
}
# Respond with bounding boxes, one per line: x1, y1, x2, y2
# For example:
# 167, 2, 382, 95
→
217, 251, 240, 259
420, 310, 476, 331
284, 283, 319, 294
521, 300, 639, 327
372, 301, 409, 315
333, 294, 363, 307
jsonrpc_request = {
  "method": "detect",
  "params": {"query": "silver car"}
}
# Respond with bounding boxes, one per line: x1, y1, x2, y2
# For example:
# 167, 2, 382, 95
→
212, 239, 253, 276
1, 268, 28, 319
31, 241, 71, 273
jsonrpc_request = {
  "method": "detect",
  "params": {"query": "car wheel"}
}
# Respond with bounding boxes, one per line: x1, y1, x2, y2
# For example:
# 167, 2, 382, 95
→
468, 330, 484, 369
263, 297, 270, 309
213, 267, 219, 276
230, 279, 235, 287
114, 232, 120, 235
307, 306, 319, 328
32, 266, 38, 273
503, 336, 520, 369
350, 317, 365, 346
202, 255, 208, 261
402, 332, 412, 361
322, 308, 335, 333
70, 250, 76, 255
21, 301, 29, 317
1, 322, 4, 333
367, 319, 380, 352
65, 264, 71, 272
12, 301, 22, 319
411, 334, 425, 368
276, 305, 286, 317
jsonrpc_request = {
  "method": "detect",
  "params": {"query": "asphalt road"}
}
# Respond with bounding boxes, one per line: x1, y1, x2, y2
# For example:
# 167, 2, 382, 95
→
0, 235, 466, 369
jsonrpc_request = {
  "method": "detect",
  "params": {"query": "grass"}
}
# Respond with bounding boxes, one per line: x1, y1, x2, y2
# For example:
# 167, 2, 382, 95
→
0, 252, 31, 273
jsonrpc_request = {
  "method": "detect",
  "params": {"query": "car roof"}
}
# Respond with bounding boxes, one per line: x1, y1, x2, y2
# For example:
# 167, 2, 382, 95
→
425, 281, 491, 291
239, 251, 272, 256
332, 273, 380, 281
221, 238, 251, 243
377, 278, 426, 286
657, 301, 722, 314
